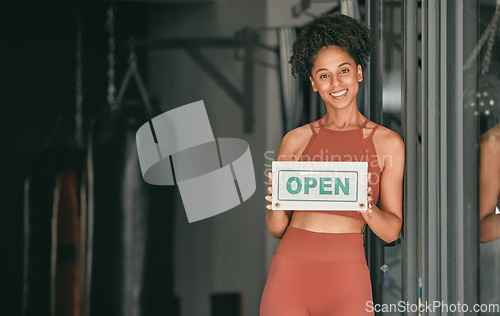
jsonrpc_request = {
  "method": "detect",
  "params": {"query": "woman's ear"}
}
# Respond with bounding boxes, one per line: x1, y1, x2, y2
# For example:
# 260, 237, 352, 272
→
357, 65, 363, 82
309, 76, 318, 92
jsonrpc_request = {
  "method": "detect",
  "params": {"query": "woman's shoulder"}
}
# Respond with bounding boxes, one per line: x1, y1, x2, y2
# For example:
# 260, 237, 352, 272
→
371, 123, 404, 155
278, 122, 315, 160
369, 123, 404, 172
283, 122, 314, 141
372, 124, 403, 141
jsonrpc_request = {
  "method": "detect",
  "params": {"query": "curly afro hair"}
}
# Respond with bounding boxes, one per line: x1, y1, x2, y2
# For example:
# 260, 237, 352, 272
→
290, 13, 374, 79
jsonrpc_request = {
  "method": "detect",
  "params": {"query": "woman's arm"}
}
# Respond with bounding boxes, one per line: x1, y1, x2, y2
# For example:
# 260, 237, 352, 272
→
479, 128, 500, 243
360, 129, 405, 243
265, 172, 293, 239
264, 127, 310, 239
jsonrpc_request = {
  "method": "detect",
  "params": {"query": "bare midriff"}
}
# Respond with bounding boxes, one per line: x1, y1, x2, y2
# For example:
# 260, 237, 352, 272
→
289, 211, 366, 233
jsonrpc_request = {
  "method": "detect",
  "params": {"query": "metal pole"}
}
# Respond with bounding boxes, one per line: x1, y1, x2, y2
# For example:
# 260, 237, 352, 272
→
453, 0, 466, 310
423, 0, 442, 311
461, 0, 480, 312
402, 0, 419, 314
439, 0, 449, 310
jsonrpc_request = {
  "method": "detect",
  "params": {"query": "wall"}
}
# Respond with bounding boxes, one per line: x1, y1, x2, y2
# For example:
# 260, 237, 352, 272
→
147, 1, 266, 315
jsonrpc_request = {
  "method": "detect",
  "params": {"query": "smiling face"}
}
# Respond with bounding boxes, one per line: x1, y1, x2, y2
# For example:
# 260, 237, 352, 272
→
309, 45, 363, 110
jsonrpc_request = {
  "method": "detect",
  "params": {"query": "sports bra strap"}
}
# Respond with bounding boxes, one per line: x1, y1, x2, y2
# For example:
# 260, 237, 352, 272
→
309, 122, 318, 135
368, 124, 379, 139
361, 119, 370, 128
317, 119, 323, 128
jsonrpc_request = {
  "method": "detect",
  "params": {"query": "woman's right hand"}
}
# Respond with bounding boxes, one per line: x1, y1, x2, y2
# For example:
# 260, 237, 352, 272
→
265, 170, 292, 239
265, 171, 274, 210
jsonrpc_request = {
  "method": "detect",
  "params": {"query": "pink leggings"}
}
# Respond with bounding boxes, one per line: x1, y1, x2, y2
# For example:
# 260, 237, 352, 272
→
260, 226, 374, 316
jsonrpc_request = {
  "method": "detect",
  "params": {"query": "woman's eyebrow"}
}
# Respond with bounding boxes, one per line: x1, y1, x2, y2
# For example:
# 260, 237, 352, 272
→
337, 62, 352, 68
315, 62, 353, 74
315, 68, 328, 74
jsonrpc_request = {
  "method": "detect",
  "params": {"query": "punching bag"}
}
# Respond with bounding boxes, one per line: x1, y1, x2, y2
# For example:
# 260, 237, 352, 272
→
87, 102, 176, 316
23, 118, 86, 316
54, 167, 85, 316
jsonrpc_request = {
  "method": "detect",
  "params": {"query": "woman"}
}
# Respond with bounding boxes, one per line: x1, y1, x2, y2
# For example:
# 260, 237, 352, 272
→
260, 13, 404, 315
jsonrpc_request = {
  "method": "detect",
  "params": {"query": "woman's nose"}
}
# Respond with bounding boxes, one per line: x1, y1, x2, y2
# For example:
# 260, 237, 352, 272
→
330, 76, 340, 87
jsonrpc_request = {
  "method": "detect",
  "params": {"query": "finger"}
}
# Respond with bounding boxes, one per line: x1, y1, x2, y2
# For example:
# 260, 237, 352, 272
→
368, 202, 373, 209
368, 196, 373, 203
267, 187, 273, 196
265, 195, 272, 202
268, 171, 273, 184
367, 186, 373, 193
267, 186, 273, 195
266, 204, 272, 210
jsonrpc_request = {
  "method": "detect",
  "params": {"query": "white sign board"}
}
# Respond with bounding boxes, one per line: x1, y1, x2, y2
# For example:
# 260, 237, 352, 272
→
272, 161, 368, 211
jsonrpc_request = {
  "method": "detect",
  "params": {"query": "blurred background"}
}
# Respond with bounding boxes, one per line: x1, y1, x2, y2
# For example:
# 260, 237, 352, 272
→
1, 0, 500, 315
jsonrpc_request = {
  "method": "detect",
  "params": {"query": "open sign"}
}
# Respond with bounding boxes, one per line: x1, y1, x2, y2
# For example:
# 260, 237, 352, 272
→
272, 161, 367, 211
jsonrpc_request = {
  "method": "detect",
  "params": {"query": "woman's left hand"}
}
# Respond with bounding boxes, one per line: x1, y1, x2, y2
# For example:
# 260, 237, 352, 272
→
358, 172, 373, 223
358, 173, 374, 221
364, 186, 374, 220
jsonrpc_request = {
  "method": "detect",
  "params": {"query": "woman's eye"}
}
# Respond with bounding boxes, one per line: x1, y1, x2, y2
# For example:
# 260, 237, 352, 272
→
319, 74, 329, 79
340, 69, 349, 74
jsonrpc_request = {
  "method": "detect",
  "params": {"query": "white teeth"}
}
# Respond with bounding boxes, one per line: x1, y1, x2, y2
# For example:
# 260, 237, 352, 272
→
330, 89, 347, 97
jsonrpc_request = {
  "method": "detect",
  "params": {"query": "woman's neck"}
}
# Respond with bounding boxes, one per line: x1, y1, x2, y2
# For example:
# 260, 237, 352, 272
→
321, 107, 365, 130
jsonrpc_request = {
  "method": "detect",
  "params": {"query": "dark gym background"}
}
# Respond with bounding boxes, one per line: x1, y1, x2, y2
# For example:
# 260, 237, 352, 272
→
3, 1, 500, 316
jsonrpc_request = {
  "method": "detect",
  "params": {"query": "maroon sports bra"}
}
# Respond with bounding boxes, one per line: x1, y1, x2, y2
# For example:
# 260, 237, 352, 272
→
295, 118, 381, 223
